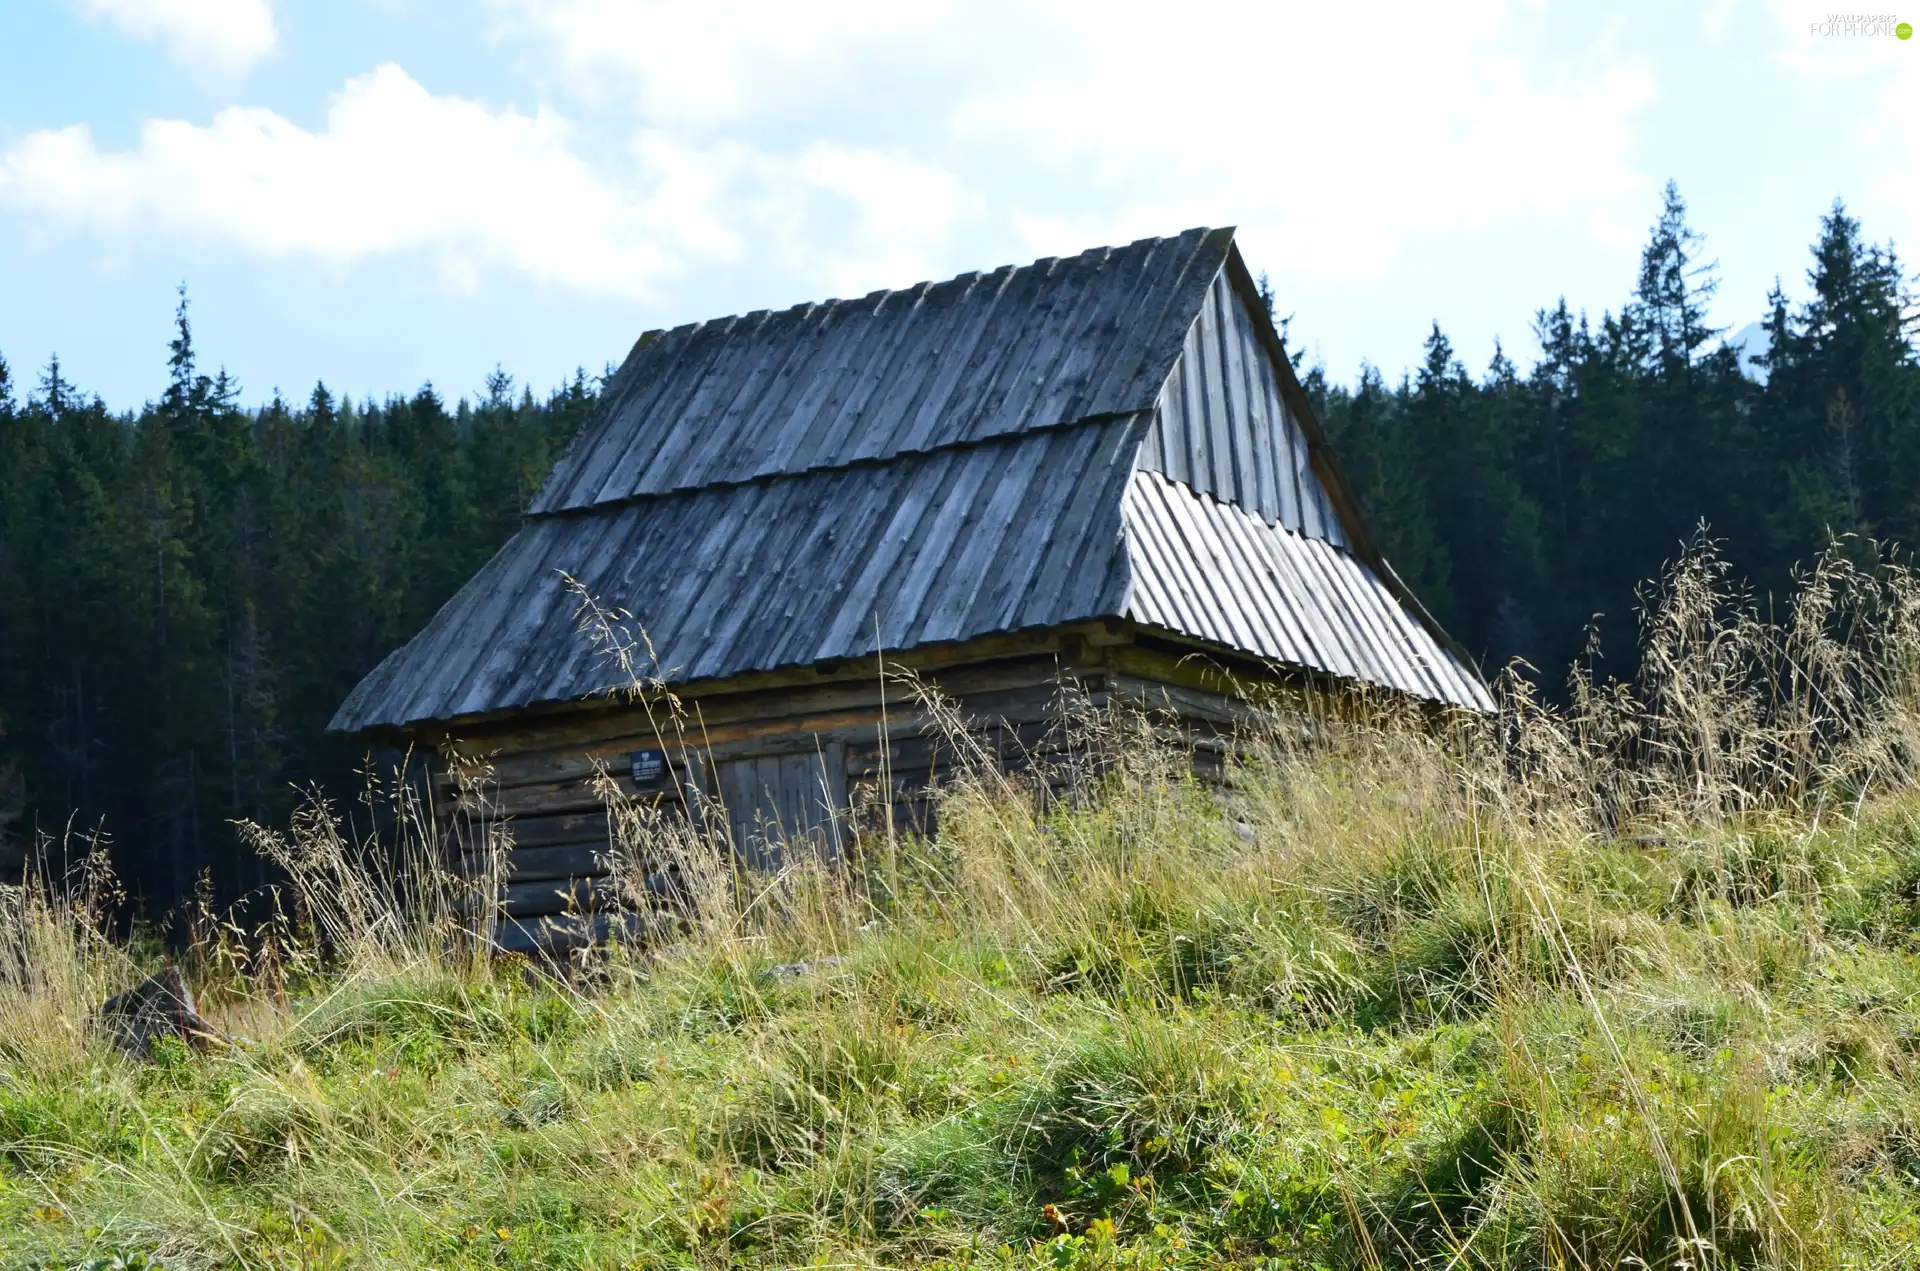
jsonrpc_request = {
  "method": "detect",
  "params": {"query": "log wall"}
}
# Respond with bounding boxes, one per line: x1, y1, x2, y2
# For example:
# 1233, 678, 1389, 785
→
398, 620, 1309, 952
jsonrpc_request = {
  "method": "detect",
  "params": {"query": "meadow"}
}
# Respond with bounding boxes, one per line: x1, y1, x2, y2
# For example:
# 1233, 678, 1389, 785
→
5, 540, 1920, 1270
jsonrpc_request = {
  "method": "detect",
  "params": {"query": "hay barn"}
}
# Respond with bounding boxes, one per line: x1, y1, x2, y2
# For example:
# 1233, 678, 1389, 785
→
331, 227, 1491, 950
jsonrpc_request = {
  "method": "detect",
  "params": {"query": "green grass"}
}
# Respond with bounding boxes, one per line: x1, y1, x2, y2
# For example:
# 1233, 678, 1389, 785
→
8, 543, 1920, 1268
9, 766, 1920, 1269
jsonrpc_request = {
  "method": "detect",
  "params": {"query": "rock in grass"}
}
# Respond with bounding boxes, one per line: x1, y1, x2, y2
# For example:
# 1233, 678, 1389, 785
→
763, 956, 846, 983
100, 966, 224, 1057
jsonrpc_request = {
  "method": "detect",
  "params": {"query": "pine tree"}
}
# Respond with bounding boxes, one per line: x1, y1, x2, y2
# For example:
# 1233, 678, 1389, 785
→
1760, 202, 1920, 558
0, 354, 25, 872
1635, 181, 1721, 369
1624, 183, 1753, 577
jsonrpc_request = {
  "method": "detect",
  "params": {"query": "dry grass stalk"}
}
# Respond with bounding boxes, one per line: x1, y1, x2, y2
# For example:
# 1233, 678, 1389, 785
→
3, 536, 1920, 1268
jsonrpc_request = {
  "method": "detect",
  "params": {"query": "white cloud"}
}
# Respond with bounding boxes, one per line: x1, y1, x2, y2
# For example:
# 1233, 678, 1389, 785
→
0, 65, 709, 296
501, 0, 1658, 289
9, 3, 1663, 310
954, 2, 1656, 285
492, 0, 952, 127
1867, 74, 1920, 246
78, 0, 277, 74
753, 144, 985, 297
1761, 0, 1920, 265
0, 63, 984, 301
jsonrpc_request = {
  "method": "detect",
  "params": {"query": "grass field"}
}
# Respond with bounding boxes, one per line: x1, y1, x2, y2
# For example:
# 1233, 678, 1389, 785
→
6, 542, 1920, 1270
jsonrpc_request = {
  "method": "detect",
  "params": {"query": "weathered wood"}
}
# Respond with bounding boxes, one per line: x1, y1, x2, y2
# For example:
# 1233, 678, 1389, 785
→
433, 663, 1109, 806
411, 630, 1330, 961
498, 873, 636, 918
492, 911, 654, 957
321, 230, 1508, 966
1106, 639, 1311, 707
461, 842, 615, 883
417, 628, 1123, 754
461, 809, 611, 850
433, 653, 1279, 890
1112, 673, 1286, 733
447, 777, 620, 819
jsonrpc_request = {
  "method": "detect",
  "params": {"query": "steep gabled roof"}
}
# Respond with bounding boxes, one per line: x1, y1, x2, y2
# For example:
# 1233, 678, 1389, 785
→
332, 229, 1491, 734
335, 417, 1147, 728
531, 227, 1235, 511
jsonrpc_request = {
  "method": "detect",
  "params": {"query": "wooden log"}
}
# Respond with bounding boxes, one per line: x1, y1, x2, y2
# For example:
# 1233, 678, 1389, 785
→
458, 841, 617, 883
392, 624, 1329, 905
498, 875, 617, 918
1109, 636, 1318, 707
425, 663, 1123, 821
447, 778, 632, 819
461, 810, 612, 850
494, 871, 688, 918
491, 911, 655, 957
1106, 671, 1268, 728
421, 640, 1117, 756
447, 702, 1072, 817
843, 734, 946, 779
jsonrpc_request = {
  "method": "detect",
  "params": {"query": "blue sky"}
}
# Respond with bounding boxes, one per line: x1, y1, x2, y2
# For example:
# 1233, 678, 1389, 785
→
1, 0, 1914, 412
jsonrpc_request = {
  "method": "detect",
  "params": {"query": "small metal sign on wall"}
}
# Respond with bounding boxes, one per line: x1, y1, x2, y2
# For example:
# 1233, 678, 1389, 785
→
629, 748, 669, 791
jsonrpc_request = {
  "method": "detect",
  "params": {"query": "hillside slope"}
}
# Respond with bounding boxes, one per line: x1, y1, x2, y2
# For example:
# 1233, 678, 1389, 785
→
5, 544, 1920, 1270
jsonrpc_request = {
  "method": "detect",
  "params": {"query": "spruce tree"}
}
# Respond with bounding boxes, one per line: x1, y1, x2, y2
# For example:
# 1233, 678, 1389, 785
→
1761, 202, 1920, 557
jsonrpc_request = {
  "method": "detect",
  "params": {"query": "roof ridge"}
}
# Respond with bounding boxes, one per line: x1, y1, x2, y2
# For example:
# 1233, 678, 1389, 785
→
620, 228, 1225, 345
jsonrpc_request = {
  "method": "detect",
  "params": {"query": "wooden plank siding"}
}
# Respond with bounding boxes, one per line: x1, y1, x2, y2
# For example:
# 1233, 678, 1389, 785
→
420, 626, 1314, 934
1138, 259, 1343, 544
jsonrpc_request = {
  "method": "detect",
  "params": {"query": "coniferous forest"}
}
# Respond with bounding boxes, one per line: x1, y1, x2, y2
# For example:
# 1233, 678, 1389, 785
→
0, 184, 1915, 916
0, 314, 600, 912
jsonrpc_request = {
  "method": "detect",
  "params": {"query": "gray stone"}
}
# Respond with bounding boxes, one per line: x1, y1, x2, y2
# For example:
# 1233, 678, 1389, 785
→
100, 966, 224, 1057
763, 956, 845, 983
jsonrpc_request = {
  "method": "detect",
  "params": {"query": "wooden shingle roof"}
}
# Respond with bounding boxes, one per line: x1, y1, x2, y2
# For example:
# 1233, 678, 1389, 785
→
532, 227, 1236, 512
332, 229, 1490, 733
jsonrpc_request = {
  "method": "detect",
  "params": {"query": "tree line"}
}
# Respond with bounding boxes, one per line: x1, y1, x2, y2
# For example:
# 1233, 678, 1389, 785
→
1309, 186, 1919, 683
1, 184, 1916, 914
0, 297, 599, 910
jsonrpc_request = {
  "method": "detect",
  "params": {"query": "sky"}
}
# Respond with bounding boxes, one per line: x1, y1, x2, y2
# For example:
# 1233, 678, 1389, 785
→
0, 0, 1915, 412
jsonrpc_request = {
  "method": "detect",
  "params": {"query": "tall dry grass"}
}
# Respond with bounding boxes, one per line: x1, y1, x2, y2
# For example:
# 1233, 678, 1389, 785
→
0, 838, 133, 1069
2, 535, 1919, 1269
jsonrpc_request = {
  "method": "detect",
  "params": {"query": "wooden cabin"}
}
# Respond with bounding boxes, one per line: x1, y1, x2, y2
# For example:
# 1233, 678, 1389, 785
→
330, 227, 1490, 951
